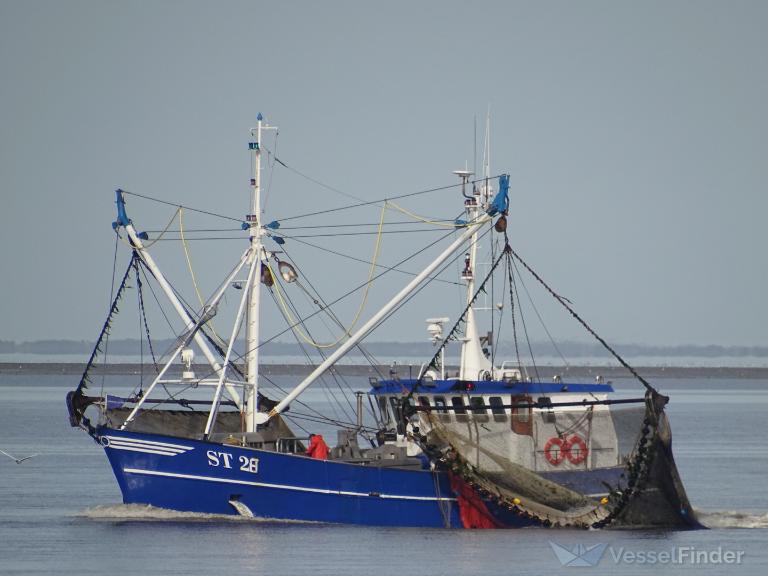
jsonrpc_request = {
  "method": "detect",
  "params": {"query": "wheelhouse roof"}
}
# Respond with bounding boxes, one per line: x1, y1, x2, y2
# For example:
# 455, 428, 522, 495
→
369, 379, 614, 396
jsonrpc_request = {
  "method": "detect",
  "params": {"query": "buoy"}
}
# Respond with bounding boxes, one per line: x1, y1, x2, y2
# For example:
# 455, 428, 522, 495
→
543, 437, 565, 466
512, 497, 521, 505
565, 434, 589, 465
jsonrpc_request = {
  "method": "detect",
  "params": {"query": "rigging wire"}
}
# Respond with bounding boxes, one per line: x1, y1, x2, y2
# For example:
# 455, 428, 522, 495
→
184, 224, 461, 394
278, 234, 460, 286
262, 131, 279, 211
279, 241, 387, 384
490, 236, 497, 368
273, 266, 378, 423
178, 207, 230, 348
142, 220, 457, 234
146, 228, 448, 241
283, 411, 377, 433
386, 201, 466, 228
266, 203, 386, 349
120, 173, 502, 230
271, 174, 505, 224
511, 256, 573, 372
220, 227, 461, 371
278, 219, 456, 230
292, 278, 386, 381
259, 372, 354, 431
269, 152, 367, 204
135, 259, 159, 371
116, 207, 181, 250
265, 270, 376, 424
100, 232, 121, 399
265, 288, 351, 422
399, 228, 502, 405
493, 258, 507, 369
508, 256, 542, 384
179, 208, 207, 309
508, 247, 656, 393
503, 253, 525, 377
120, 189, 242, 223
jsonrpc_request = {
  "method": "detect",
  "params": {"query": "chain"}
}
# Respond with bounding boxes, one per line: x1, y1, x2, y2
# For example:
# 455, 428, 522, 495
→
134, 259, 158, 371
76, 253, 137, 394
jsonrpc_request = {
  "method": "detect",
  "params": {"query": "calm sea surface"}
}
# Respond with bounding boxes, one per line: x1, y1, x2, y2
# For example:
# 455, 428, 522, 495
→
1, 370, 767, 575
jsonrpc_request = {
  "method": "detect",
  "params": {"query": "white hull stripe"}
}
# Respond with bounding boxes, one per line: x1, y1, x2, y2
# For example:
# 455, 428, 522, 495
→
123, 468, 456, 502
109, 445, 185, 456
103, 436, 193, 451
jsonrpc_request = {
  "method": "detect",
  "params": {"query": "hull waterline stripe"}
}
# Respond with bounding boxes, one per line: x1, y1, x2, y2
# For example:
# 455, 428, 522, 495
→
122, 468, 456, 502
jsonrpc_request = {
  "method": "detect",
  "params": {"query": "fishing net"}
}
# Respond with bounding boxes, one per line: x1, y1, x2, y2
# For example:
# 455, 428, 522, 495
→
101, 406, 294, 442
413, 389, 699, 528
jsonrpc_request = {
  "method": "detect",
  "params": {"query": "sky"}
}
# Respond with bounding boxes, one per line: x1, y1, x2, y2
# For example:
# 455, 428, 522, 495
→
1, 0, 767, 348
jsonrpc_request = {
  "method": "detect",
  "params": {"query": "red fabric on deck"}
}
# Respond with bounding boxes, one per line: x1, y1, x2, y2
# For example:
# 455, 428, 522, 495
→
450, 473, 501, 529
305, 434, 329, 460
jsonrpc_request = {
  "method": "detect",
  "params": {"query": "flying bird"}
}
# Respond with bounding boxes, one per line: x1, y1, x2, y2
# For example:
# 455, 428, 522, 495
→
0, 449, 38, 464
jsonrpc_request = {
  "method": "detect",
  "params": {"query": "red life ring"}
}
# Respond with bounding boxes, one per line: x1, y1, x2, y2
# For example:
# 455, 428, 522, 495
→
543, 437, 565, 466
565, 435, 589, 465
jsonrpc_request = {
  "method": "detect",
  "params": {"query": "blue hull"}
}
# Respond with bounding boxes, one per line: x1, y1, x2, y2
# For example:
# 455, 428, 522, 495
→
98, 427, 621, 528
99, 427, 463, 527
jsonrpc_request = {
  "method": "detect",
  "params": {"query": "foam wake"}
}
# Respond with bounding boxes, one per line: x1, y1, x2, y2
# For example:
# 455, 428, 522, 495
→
697, 510, 768, 529
78, 503, 319, 524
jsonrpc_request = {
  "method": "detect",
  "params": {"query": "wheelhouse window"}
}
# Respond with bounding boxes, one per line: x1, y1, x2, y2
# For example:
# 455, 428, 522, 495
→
489, 396, 506, 421
451, 396, 467, 413
469, 396, 489, 422
451, 396, 468, 422
469, 397, 486, 413
433, 396, 450, 422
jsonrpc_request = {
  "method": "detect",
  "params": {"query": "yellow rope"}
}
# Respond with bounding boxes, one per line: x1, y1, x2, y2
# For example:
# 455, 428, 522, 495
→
269, 203, 387, 349
118, 206, 181, 249
179, 208, 207, 309
179, 207, 228, 343
385, 200, 465, 228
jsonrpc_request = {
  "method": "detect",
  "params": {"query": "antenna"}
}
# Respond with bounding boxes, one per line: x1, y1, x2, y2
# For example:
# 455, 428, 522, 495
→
473, 115, 477, 179
483, 106, 491, 179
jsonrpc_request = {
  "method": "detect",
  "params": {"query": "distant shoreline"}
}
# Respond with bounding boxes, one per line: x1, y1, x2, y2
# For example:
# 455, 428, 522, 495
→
3, 362, 768, 379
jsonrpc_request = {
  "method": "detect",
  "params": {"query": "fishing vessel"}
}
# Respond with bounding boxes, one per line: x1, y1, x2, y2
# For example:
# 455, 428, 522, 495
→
68, 115, 701, 528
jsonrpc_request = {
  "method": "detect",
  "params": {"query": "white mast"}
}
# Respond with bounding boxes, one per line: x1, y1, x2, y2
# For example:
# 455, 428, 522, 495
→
244, 113, 275, 432
456, 167, 493, 380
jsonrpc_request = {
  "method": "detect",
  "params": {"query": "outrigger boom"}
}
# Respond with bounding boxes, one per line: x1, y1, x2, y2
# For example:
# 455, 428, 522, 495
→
114, 190, 245, 411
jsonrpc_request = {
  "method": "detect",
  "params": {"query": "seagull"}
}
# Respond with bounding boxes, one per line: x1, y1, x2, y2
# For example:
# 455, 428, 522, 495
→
0, 449, 38, 464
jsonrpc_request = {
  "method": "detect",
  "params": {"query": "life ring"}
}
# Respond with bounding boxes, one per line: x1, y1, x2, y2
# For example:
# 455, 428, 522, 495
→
565, 435, 589, 465
543, 437, 565, 466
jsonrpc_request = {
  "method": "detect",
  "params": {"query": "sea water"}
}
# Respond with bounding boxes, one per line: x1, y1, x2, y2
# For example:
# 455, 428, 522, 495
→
1, 370, 767, 575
